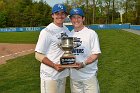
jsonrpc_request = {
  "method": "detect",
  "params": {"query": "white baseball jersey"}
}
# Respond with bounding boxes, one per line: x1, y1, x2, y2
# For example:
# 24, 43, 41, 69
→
70, 26, 101, 81
35, 23, 70, 80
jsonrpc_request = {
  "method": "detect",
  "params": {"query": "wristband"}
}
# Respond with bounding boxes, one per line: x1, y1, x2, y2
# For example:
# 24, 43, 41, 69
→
82, 61, 86, 67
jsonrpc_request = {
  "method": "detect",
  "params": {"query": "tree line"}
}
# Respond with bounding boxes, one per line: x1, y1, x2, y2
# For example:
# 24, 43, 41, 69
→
0, 0, 140, 27
0, 0, 52, 27
65, 0, 140, 25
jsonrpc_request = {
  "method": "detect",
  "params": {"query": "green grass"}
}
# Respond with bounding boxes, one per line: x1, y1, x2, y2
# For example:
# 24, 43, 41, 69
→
0, 30, 140, 93
0, 54, 40, 93
97, 30, 140, 93
0, 32, 40, 44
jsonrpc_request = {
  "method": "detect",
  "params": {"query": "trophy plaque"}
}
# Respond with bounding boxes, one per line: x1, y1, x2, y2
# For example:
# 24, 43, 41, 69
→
58, 33, 81, 67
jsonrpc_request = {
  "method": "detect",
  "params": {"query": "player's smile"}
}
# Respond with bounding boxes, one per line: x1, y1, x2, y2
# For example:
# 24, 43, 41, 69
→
70, 15, 85, 29
52, 11, 67, 27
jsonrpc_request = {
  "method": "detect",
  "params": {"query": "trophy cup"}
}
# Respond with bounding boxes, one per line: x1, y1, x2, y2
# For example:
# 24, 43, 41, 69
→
58, 33, 81, 67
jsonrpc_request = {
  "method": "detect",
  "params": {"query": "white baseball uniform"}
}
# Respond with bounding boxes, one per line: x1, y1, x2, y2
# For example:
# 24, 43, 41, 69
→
35, 23, 70, 93
70, 26, 101, 93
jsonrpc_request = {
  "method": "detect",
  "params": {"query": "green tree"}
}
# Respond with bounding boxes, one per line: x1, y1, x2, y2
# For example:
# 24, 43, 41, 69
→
0, 0, 52, 27
135, 0, 140, 24
0, 11, 7, 27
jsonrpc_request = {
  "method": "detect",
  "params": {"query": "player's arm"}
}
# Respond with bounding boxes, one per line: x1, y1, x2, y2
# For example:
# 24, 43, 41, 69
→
35, 52, 64, 71
35, 52, 55, 68
84, 53, 100, 65
75, 53, 100, 69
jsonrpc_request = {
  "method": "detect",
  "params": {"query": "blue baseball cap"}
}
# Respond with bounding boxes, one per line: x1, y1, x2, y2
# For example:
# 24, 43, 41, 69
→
70, 8, 84, 17
52, 4, 67, 14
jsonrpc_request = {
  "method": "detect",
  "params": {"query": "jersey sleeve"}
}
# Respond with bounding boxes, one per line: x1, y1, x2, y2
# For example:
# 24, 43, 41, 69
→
90, 31, 101, 54
35, 29, 51, 54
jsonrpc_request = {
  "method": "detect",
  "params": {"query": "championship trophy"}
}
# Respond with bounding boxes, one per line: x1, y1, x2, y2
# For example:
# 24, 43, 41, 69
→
58, 33, 81, 67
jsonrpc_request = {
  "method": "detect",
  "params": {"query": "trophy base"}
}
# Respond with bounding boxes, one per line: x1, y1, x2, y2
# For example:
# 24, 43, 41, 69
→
60, 56, 75, 65
60, 56, 78, 68
60, 63, 78, 68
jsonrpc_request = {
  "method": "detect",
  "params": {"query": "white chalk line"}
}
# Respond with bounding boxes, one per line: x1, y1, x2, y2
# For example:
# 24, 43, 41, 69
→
0, 49, 34, 59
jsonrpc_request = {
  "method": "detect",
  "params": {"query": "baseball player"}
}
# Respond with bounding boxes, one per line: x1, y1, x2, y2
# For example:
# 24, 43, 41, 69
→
35, 4, 70, 93
69, 8, 101, 93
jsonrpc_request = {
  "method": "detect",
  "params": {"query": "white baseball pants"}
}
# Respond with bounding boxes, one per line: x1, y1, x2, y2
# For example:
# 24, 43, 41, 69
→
41, 78, 66, 93
70, 75, 100, 93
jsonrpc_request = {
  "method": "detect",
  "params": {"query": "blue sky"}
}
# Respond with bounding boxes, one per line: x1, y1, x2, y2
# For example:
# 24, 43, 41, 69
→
44, 0, 67, 7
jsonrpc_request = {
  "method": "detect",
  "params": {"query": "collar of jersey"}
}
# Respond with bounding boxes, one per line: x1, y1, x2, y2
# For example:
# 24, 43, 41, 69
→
74, 26, 86, 33
53, 22, 64, 28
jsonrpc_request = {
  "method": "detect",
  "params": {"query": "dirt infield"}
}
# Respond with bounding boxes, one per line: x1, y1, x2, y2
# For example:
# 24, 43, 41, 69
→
0, 43, 36, 64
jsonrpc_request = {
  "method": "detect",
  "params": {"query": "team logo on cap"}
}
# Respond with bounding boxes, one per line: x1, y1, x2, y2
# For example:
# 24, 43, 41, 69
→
73, 9, 79, 13
58, 4, 64, 9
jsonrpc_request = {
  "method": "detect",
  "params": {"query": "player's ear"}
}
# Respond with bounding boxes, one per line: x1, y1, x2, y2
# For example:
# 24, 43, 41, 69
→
52, 14, 54, 18
83, 17, 85, 22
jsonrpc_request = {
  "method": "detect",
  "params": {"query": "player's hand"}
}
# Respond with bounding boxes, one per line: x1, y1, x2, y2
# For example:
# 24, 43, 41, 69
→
73, 62, 84, 70
53, 64, 65, 72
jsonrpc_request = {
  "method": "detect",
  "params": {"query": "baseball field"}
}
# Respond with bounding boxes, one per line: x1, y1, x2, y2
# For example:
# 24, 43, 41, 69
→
0, 30, 140, 93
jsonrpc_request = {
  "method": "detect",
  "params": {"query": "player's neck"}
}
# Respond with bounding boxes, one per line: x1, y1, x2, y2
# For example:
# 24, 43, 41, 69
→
53, 22, 63, 27
74, 25, 84, 32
